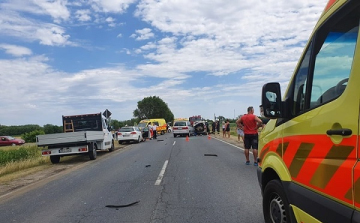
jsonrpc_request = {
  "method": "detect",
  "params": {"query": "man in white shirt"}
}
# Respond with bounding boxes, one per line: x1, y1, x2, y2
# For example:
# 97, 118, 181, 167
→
148, 123, 153, 140
152, 123, 158, 139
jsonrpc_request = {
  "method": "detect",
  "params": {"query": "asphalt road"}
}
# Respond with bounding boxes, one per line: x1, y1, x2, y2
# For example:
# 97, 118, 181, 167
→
0, 134, 264, 223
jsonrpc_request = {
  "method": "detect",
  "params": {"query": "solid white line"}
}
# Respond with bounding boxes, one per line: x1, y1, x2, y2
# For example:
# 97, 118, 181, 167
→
155, 160, 169, 186
173, 141, 176, 146
211, 137, 253, 154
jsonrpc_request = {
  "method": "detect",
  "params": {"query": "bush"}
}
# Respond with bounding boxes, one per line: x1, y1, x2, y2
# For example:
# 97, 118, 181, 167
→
21, 130, 45, 143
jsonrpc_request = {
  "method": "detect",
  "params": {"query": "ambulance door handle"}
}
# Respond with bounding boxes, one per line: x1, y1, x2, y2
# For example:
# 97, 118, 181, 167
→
326, 129, 352, 136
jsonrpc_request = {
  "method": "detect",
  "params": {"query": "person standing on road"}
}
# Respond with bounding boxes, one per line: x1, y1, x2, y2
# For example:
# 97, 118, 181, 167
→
236, 115, 245, 142
225, 119, 231, 138
152, 122, 158, 139
148, 122, 153, 140
222, 121, 226, 138
237, 106, 263, 166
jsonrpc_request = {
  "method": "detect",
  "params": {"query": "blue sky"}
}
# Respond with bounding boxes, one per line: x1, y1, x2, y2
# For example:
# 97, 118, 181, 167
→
0, 0, 328, 126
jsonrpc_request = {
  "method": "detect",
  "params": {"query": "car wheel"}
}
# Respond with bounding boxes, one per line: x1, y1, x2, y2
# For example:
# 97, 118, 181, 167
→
173, 134, 176, 137
263, 180, 291, 223
137, 136, 141, 143
89, 142, 97, 160
50, 155, 60, 164
11, 143, 16, 146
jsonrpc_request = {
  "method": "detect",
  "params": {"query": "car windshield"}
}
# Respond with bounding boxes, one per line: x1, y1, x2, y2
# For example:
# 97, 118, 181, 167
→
119, 127, 134, 132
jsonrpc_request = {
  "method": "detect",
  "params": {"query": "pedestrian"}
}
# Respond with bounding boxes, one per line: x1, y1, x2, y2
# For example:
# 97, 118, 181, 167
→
236, 116, 245, 142
212, 121, 216, 134
225, 119, 231, 138
222, 121, 226, 138
237, 106, 263, 166
148, 122, 153, 140
216, 120, 220, 134
152, 122, 158, 139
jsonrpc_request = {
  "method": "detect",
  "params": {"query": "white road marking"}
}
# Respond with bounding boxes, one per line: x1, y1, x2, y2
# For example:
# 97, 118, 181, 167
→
155, 160, 169, 186
212, 137, 253, 154
173, 141, 176, 146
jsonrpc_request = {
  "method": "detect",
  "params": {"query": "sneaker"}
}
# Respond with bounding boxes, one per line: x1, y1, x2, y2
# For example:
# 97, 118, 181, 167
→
254, 162, 258, 166
245, 161, 250, 165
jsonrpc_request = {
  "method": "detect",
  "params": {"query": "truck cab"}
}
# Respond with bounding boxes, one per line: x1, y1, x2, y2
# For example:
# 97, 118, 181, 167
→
258, 1, 360, 222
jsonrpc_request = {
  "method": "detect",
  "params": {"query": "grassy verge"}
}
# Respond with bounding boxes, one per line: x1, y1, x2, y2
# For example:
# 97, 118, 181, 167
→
0, 144, 50, 178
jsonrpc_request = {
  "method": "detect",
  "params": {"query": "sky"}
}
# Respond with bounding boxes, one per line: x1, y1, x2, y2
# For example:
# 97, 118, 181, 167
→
0, 0, 329, 126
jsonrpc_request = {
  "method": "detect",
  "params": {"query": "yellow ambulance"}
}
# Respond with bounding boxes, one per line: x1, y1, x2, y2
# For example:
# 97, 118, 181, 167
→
258, 0, 360, 222
138, 118, 167, 135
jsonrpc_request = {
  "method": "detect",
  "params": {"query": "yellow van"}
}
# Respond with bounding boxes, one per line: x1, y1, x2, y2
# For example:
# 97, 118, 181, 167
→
258, 1, 360, 222
138, 118, 167, 135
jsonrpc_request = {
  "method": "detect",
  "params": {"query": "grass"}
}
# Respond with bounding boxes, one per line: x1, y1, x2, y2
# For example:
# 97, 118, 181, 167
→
0, 144, 49, 178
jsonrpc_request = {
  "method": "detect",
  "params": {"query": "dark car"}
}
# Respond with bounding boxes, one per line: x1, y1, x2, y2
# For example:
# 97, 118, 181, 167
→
0, 136, 25, 146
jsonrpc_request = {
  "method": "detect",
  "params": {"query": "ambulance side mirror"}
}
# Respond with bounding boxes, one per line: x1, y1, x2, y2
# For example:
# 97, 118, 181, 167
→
262, 83, 283, 118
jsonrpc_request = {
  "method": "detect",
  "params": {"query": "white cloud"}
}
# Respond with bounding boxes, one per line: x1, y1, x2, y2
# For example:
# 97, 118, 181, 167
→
1, 0, 70, 23
0, 44, 32, 57
90, 0, 137, 13
75, 9, 92, 22
131, 28, 154, 40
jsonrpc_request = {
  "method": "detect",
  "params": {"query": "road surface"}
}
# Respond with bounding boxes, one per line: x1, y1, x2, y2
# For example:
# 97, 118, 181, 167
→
0, 133, 264, 223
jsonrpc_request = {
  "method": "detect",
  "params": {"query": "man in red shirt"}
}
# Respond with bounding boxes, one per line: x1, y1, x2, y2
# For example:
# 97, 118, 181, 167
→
236, 106, 263, 166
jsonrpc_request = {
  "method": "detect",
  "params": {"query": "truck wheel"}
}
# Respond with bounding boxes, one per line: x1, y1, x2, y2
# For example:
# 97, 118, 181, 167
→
109, 140, 114, 152
263, 180, 290, 223
89, 143, 97, 160
50, 155, 60, 164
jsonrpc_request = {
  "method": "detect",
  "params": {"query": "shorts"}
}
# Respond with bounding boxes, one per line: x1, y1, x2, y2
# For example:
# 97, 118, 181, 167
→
244, 134, 258, 150
237, 128, 244, 136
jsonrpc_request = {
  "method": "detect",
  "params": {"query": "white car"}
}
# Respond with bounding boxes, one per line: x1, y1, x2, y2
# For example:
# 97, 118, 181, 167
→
117, 126, 143, 144
173, 121, 194, 137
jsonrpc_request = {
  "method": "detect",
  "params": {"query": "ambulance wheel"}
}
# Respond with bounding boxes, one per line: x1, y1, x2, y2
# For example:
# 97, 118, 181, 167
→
263, 179, 290, 223
50, 155, 60, 164
89, 143, 97, 160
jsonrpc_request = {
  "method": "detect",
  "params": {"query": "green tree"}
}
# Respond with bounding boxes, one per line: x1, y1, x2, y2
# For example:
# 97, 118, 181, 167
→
133, 96, 174, 123
21, 130, 45, 143
43, 124, 63, 134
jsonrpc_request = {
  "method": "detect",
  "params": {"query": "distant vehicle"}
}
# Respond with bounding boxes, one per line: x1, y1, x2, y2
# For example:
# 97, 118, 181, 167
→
189, 115, 207, 135
36, 111, 114, 164
117, 126, 143, 144
0, 136, 25, 146
138, 118, 167, 135
173, 120, 194, 137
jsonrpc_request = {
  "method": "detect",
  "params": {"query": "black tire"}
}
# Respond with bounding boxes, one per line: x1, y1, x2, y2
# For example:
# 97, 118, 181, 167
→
89, 142, 97, 160
161, 130, 165, 135
173, 134, 176, 137
263, 180, 291, 223
50, 155, 60, 164
136, 136, 141, 143
109, 140, 114, 152
119, 141, 123, 145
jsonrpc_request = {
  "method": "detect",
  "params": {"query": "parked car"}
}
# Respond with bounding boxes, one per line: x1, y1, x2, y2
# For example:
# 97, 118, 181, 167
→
173, 121, 194, 137
117, 126, 143, 144
0, 136, 25, 146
